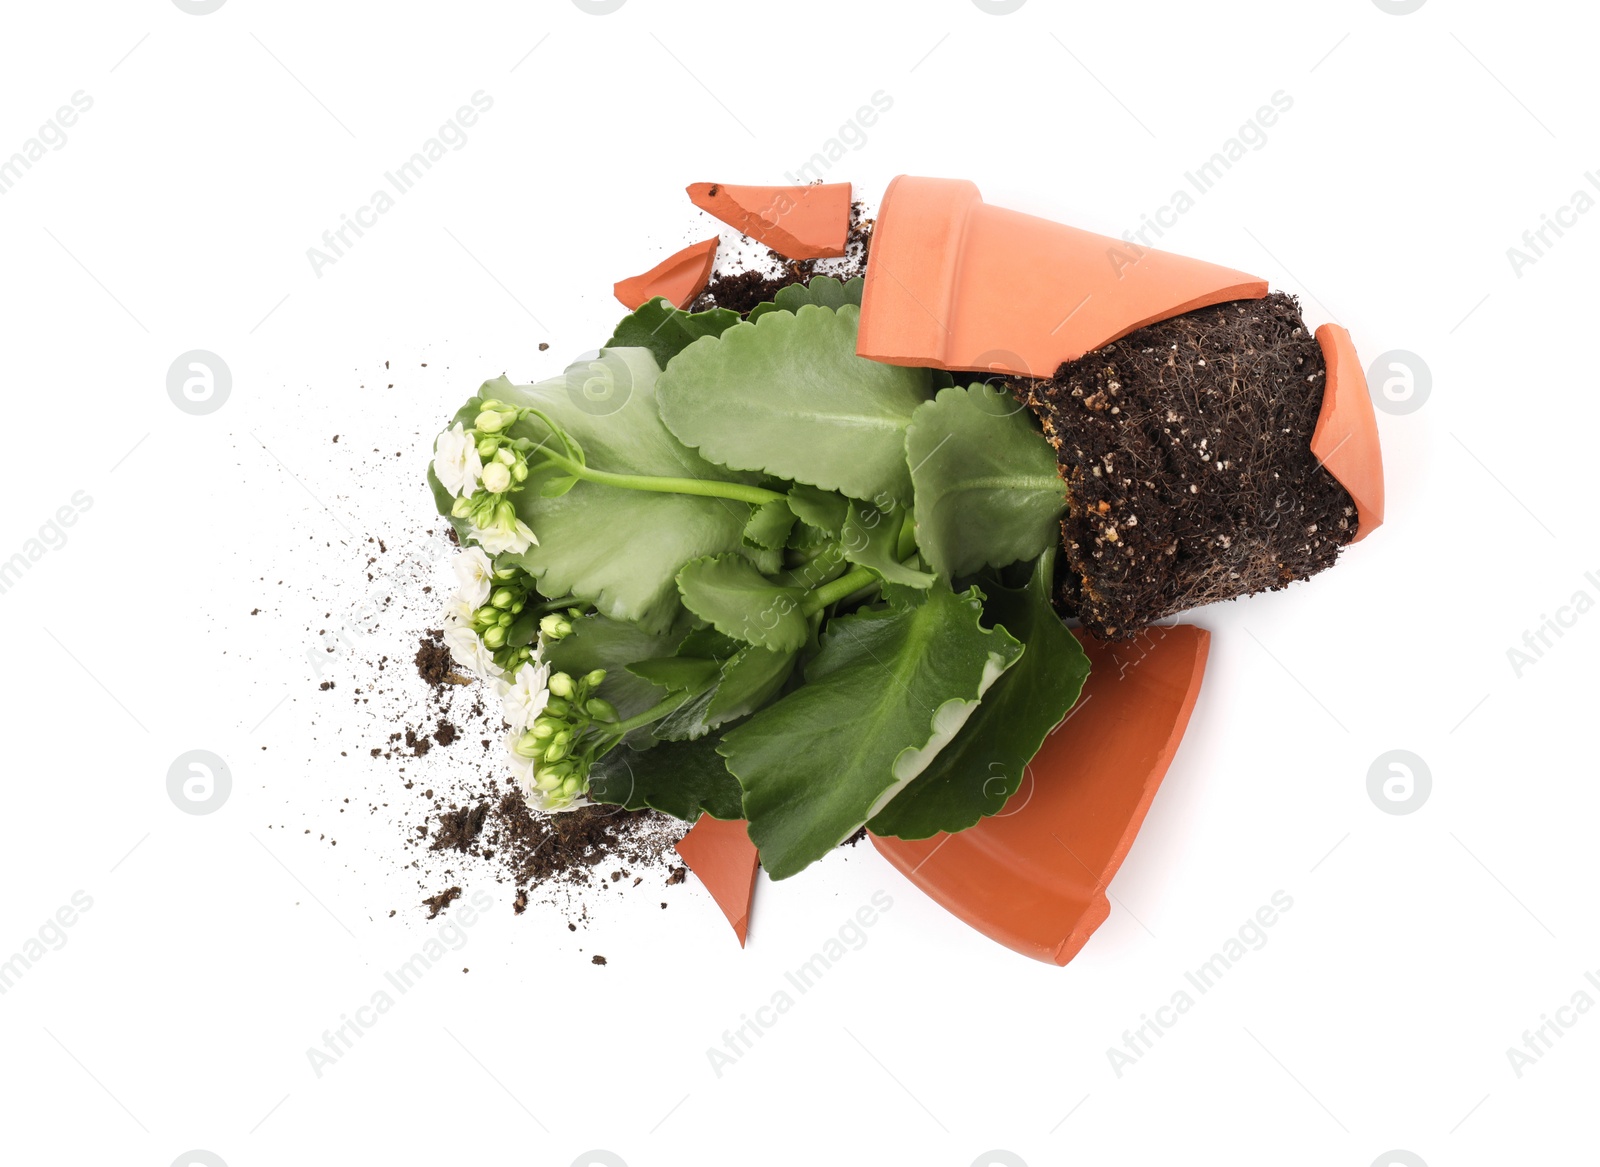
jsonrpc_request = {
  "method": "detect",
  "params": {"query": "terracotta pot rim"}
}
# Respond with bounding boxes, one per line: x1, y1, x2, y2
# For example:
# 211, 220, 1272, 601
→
856, 174, 1269, 379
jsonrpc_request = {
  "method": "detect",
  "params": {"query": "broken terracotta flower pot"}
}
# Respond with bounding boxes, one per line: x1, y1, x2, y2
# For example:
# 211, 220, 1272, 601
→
871, 624, 1209, 965
613, 236, 718, 311
675, 814, 759, 947
687, 182, 851, 261
1312, 323, 1384, 542
856, 175, 1267, 379
857, 172, 1382, 553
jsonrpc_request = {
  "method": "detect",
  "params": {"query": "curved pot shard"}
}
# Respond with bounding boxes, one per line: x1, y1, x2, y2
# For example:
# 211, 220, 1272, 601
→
675, 815, 759, 947
613, 236, 719, 311
688, 182, 851, 261
870, 624, 1210, 965
1312, 324, 1385, 542
856, 175, 1267, 379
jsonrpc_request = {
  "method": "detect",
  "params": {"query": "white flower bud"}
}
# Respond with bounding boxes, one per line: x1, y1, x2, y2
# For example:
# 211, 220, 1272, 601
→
482, 461, 512, 493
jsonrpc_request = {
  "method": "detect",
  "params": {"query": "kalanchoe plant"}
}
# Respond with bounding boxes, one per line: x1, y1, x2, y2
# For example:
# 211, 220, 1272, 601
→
427, 279, 1091, 877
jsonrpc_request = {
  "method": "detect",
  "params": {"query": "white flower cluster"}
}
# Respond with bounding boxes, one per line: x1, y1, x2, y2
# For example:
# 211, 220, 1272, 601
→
500, 656, 579, 812
441, 548, 596, 814
432, 419, 538, 556
442, 546, 506, 683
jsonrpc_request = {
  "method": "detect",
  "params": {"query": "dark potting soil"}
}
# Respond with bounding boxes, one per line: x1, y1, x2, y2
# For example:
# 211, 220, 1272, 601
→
1017, 293, 1356, 639
423, 886, 462, 919
432, 801, 489, 852
413, 630, 456, 686
692, 268, 799, 315
689, 199, 874, 315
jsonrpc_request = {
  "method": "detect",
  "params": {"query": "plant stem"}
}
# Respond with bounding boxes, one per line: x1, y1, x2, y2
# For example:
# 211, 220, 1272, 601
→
598, 691, 694, 738
540, 450, 785, 506
802, 566, 878, 616
535, 595, 585, 614
896, 511, 918, 560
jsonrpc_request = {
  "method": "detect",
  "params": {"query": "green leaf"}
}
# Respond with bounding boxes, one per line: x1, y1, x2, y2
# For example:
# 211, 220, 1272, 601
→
786, 483, 849, 537
627, 656, 723, 693
544, 611, 686, 720
869, 549, 1091, 838
791, 274, 864, 311
652, 686, 719, 742
490, 351, 763, 634
747, 275, 865, 321
675, 626, 743, 660
656, 305, 932, 507
706, 644, 799, 725
626, 602, 799, 743
587, 736, 744, 821
721, 583, 1023, 879
506, 608, 540, 648
771, 542, 849, 591
737, 542, 785, 576
605, 297, 742, 369
676, 555, 808, 653
787, 522, 836, 553
842, 501, 934, 588
743, 499, 796, 551
905, 382, 1067, 579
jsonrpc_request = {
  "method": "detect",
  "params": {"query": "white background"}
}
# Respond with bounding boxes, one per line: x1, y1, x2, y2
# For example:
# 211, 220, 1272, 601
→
1, 1, 1596, 1165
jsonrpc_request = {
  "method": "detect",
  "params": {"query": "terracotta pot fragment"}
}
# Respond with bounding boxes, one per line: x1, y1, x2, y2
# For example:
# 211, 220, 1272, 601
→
675, 815, 759, 946
856, 176, 1267, 378
687, 182, 851, 260
1311, 324, 1385, 542
613, 236, 719, 311
871, 624, 1209, 965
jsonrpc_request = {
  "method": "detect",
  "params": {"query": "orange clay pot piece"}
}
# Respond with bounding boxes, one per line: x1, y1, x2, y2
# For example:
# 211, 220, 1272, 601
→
612, 236, 718, 311
871, 625, 1210, 966
675, 815, 760, 947
856, 176, 1267, 379
687, 182, 851, 261
1312, 323, 1385, 542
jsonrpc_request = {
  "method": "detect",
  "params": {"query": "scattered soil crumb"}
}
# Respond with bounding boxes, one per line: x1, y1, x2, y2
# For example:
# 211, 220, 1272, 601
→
424, 887, 462, 919
414, 630, 455, 686
432, 803, 489, 853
